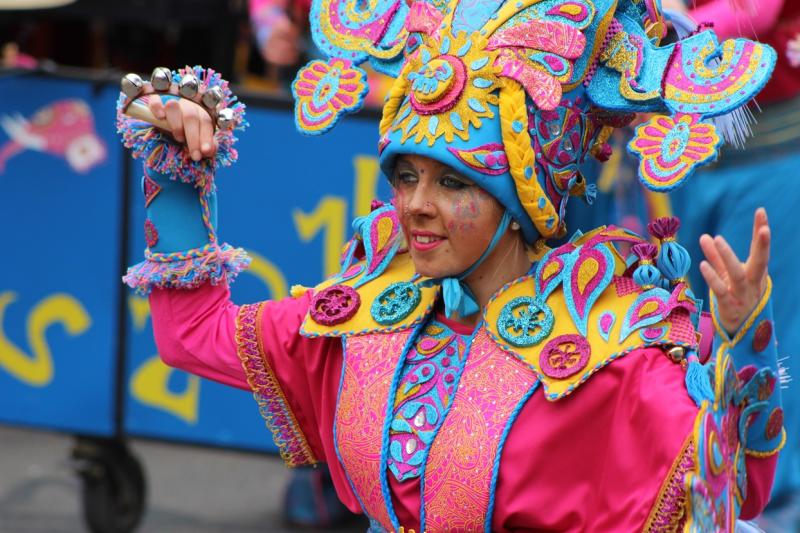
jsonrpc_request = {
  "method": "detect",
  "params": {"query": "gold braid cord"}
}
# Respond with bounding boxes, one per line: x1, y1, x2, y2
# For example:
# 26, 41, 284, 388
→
380, 72, 411, 138
235, 303, 318, 467
643, 434, 694, 532
498, 79, 561, 238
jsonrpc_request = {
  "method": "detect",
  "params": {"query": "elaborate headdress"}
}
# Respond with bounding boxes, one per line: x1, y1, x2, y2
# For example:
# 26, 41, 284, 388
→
292, 0, 775, 242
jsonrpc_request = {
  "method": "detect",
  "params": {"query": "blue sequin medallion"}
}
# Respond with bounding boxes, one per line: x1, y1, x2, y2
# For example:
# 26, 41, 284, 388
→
371, 281, 422, 325
496, 296, 554, 347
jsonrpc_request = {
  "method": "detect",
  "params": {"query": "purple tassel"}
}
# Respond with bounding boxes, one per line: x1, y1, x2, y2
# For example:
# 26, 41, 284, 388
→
647, 217, 680, 241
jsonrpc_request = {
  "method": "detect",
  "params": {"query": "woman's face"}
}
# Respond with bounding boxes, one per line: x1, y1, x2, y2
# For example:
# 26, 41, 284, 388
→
391, 154, 506, 279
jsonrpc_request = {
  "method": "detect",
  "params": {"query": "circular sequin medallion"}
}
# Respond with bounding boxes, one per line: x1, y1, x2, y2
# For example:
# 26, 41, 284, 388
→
539, 334, 590, 379
371, 281, 421, 325
766, 407, 784, 441
752, 319, 773, 353
496, 296, 554, 347
309, 285, 361, 326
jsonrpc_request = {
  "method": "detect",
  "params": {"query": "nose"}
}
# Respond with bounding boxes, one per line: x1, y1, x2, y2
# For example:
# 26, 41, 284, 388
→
404, 181, 435, 217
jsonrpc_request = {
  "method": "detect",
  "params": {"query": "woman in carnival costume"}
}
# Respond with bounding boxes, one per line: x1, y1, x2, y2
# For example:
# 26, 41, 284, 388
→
117, 0, 784, 530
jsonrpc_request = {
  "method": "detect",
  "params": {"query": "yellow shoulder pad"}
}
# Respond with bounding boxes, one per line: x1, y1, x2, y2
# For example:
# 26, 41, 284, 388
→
300, 251, 439, 338
485, 237, 698, 401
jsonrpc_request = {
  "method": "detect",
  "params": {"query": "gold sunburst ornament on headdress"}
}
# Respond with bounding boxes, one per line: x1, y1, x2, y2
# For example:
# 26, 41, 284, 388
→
389, 30, 501, 146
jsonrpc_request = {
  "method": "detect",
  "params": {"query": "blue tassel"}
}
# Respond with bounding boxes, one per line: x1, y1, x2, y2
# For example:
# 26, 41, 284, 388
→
584, 183, 597, 205
648, 217, 691, 286
633, 262, 662, 288
657, 241, 691, 284
631, 243, 663, 289
684, 351, 714, 407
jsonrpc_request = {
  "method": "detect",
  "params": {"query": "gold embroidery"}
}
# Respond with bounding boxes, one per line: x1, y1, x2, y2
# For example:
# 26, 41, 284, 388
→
643, 433, 694, 533
235, 302, 318, 467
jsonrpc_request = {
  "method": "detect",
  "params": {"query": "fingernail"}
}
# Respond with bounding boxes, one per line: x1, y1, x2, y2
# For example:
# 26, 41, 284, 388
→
201, 142, 211, 153
192, 150, 201, 161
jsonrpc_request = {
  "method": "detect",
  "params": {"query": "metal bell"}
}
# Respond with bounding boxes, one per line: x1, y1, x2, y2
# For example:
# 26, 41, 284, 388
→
202, 86, 223, 110
150, 67, 172, 92
121, 73, 144, 99
667, 346, 686, 362
217, 108, 235, 130
179, 74, 199, 98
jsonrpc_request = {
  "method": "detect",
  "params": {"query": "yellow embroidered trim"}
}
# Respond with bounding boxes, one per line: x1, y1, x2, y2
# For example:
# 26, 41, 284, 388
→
643, 434, 693, 533
745, 428, 787, 458
235, 302, 318, 467
710, 276, 772, 349
498, 78, 561, 238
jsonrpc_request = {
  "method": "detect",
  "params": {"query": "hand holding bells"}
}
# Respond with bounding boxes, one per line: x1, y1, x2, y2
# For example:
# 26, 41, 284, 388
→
120, 67, 236, 133
115, 66, 249, 295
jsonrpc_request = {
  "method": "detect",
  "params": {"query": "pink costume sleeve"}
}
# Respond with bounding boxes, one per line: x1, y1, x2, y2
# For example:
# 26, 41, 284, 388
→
149, 282, 363, 512
741, 454, 778, 519
690, 0, 784, 40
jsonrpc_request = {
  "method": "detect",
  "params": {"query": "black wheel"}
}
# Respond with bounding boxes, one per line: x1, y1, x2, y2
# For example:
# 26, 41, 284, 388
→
72, 437, 146, 533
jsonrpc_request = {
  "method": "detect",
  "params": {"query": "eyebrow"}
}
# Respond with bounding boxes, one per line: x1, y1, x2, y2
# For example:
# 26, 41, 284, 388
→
394, 158, 415, 171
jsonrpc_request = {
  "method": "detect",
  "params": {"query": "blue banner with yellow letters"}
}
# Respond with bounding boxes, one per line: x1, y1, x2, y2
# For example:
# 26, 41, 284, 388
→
0, 73, 387, 452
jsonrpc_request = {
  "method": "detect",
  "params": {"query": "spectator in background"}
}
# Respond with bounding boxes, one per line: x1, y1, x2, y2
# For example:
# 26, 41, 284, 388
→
249, 0, 310, 79
1, 42, 38, 69
662, 1, 800, 528
248, 0, 392, 105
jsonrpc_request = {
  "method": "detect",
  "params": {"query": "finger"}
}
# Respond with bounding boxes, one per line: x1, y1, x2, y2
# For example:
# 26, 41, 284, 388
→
164, 99, 185, 143
748, 208, 768, 261
147, 94, 166, 120
700, 260, 729, 298
199, 111, 215, 158
746, 226, 771, 285
181, 101, 202, 161
714, 235, 747, 291
699, 234, 727, 278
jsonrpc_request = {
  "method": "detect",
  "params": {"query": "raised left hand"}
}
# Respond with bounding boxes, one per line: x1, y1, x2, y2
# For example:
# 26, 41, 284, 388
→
699, 208, 770, 335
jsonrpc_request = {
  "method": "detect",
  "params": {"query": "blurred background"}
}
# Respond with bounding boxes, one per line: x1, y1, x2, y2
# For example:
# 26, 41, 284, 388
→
0, 0, 799, 532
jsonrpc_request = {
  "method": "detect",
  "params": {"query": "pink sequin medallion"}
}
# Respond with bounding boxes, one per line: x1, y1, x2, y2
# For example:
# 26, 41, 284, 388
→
752, 320, 773, 353
539, 334, 590, 379
310, 285, 360, 326
766, 407, 784, 441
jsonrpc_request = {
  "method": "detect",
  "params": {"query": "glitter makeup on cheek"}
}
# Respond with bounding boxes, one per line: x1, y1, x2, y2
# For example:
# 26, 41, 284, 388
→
452, 188, 481, 220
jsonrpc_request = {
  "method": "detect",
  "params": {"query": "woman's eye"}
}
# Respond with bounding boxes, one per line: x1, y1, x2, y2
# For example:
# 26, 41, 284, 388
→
440, 175, 469, 189
393, 171, 418, 186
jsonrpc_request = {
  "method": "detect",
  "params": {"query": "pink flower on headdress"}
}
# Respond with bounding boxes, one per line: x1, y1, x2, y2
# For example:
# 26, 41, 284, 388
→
628, 113, 721, 192
292, 58, 368, 135
788, 33, 800, 68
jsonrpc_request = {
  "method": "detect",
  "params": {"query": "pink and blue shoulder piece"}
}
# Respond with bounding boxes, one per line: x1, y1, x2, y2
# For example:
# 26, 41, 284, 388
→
582, 1, 776, 192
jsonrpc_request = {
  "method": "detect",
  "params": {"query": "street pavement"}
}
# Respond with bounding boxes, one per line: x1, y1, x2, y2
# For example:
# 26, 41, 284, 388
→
0, 425, 367, 533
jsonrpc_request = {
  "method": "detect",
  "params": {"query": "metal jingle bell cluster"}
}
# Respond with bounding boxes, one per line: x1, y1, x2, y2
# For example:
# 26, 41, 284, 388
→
120, 67, 236, 130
